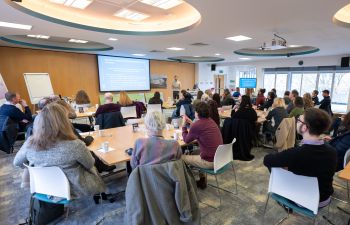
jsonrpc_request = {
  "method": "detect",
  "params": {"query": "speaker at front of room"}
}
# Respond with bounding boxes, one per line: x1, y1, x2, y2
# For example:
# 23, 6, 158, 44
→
341, 57, 350, 67
211, 64, 216, 71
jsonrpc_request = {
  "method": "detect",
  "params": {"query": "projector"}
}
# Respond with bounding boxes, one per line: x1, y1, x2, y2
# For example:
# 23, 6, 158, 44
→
260, 34, 287, 50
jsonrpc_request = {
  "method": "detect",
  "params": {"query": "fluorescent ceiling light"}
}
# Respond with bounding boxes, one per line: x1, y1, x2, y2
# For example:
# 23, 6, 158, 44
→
239, 57, 251, 60
140, 0, 183, 10
68, 39, 88, 43
108, 38, 118, 41
132, 54, 146, 56
27, 34, 50, 39
49, 0, 93, 9
0, 21, 32, 30
226, 35, 252, 42
288, 45, 301, 48
215, 53, 221, 56
167, 47, 185, 51
193, 56, 200, 57
114, 9, 150, 21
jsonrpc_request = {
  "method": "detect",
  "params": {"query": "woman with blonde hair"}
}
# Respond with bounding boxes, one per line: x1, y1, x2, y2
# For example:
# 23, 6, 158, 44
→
303, 92, 314, 109
117, 91, 146, 118
263, 97, 288, 140
75, 90, 91, 108
14, 103, 105, 198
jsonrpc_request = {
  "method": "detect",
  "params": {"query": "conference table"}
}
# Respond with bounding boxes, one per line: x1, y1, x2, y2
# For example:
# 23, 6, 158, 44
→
83, 125, 185, 166
218, 108, 267, 124
76, 107, 97, 118
339, 162, 350, 181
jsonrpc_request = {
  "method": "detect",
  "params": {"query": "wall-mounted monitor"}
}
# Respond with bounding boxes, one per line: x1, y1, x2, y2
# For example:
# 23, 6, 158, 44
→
239, 78, 257, 88
97, 55, 150, 92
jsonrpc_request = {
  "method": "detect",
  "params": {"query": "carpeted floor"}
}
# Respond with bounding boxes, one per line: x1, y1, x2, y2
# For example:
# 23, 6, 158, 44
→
0, 144, 349, 225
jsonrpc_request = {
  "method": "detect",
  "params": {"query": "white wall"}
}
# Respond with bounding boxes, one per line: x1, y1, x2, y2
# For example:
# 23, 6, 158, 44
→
196, 54, 347, 90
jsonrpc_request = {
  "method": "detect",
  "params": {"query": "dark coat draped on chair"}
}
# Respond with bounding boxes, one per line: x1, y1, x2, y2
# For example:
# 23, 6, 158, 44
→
95, 111, 125, 129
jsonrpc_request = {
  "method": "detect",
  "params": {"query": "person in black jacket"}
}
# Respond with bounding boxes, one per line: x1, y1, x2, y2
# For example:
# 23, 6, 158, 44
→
148, 91, 163, 107
221, 89, 235, 106
0, 91, 32, 132
231, 95, 257, 125
264, 108, 337, 207
263, 97, 288, 139
319, 90, 333, 116
312, 90, 319, 105
258, 91, 276, 111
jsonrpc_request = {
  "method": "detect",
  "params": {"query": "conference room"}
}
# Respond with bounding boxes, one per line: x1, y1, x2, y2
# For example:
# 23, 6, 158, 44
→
1, 0, 350, 224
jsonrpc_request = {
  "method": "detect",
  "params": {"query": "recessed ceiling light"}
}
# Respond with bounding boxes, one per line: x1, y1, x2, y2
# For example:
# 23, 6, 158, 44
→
0, 21, 32, 30
193, 56, 200, 57
215, 53, 221, 56
140, 0, 183, 10
108, 38, 118, 41
167, 47, 185, 51
27, 34, 50, 39
239, 57, 251, 60
50, 0, 93, 9
114, 9, 150, 21
226, 35, 252, 42
132, 53, 146, 56
288, 45, 301, 48
68, 38, 88, 43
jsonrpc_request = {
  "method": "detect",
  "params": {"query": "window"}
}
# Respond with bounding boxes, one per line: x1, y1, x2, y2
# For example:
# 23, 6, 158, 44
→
332, 72, 350, 113
275, 73, 288, 97
263, 73, 275, 94
291, 73, 302, 94
301, 73, 317, 95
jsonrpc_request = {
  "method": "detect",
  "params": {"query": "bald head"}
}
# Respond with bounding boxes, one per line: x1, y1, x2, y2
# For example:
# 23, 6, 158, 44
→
104, 92, 113, 103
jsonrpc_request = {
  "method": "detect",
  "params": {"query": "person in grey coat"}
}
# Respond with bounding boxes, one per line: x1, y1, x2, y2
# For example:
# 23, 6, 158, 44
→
125, 160, 200, 225
13, 103, 105, 198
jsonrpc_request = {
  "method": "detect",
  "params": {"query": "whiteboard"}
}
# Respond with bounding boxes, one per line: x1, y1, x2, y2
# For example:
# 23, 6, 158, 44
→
0, 73, 8, 105
24, 73, 54, 104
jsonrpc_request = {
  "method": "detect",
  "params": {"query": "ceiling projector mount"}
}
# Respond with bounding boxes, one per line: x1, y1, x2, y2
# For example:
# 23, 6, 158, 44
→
260, 34, 287, 50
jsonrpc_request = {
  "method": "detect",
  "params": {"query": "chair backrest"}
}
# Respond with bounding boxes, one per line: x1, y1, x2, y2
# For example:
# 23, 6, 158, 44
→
96, 111, 125, 129
120, 106, 137, 118
268, 168, 319, 215
147, 104, 162, 113
25, 165, 71, 200
344, 148, 350, 168
0, 115, 18, 153
213, 138, 236, 172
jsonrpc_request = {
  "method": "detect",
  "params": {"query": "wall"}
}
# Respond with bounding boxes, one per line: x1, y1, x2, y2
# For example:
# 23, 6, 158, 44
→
0, 46, 195, 106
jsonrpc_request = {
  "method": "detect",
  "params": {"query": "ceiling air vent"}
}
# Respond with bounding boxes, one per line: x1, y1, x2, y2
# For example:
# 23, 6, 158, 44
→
149, 50, 165, 53
190, 42, 209, 46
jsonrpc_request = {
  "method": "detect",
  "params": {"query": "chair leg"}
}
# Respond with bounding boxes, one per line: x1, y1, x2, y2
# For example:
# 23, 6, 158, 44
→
262, 194, 270, 224
65, 206, 69, 219
214, 175, 222, 208
232, 163, 238, 194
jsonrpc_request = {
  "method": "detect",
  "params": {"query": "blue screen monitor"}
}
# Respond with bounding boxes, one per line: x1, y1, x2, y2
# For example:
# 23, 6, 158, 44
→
240, 78, 256, 88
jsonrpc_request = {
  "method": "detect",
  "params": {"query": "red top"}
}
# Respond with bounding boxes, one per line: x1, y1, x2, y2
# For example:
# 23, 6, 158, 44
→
256, 94, 266, 106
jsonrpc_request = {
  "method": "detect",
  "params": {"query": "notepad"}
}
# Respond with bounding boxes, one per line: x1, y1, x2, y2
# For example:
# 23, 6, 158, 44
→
97, 147, 115, 153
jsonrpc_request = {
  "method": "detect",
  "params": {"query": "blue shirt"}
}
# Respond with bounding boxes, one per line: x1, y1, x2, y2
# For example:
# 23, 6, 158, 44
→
0, 103, 32, 122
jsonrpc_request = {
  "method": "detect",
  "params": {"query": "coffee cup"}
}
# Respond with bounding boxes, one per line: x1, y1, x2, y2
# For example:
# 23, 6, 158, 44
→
94, 125, 100, 131
98, 130, 103, 137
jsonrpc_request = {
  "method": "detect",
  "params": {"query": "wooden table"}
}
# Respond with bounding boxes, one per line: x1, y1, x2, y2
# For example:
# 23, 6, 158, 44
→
76, 107, 97, 118
163, 102, 176, 109
339, 162, 350, 180
218, 108, 267, 123
84, 125, 185, 166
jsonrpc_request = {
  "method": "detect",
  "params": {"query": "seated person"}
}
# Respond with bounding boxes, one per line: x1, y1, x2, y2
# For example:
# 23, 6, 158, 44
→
172, 92, 194, 120
288, 96, 304, 118
131, 111, 182, 169
303, 93, 314, 110
117, 91, 146, 118
231, 95, 258, 125
13, 103, 105, 198
221, 89, 235, 106
74, 90, 91, 109
319, 90, 333, 116
0, 91, 32, 131
95, 92, 120, 118
283, 91, 291, 105
312, 90, 319, 105
286, 89, 299, 114
258, 91, 276, 111
324, 111, 350, 171
255, 88, 266, 107
192, 90, 203, 110
232, 87, 241, 97
208, 100, 220, 127
263, 97, 288, 138
212, 93, 221, 108
181, 102, 223, 189
148, 91, 163, 107
264, 108, 337, 207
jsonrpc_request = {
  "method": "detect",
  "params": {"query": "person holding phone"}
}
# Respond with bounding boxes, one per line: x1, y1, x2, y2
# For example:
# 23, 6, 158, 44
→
0, 91, 32, 131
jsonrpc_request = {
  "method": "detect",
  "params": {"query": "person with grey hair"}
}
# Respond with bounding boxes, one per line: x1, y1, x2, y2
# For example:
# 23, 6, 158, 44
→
95, 92, 121, 118
130, 111, 182, 169
38, 97, 53, 110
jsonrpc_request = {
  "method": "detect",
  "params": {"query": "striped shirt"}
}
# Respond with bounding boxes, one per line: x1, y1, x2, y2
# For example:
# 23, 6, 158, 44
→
131, 136, 182, 169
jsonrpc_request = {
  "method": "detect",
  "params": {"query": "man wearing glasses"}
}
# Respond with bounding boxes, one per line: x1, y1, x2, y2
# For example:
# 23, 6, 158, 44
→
263, 108, 337, 208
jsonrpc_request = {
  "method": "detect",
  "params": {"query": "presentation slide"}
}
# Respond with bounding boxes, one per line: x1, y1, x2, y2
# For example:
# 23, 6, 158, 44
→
98, 56, 150, 91
240, 78, 257, 88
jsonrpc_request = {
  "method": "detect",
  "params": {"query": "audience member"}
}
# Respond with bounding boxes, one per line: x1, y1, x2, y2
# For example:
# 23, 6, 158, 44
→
271, 88, 277, 96
231, 95, 257, 125
131, 111, 182, 169
289, 96, 304, 118
286, 89, 299, 114
283, 91, 291, 105
312, 90, 320, 105
173, 92, 194, 119
264, 108, 336, 207
95, 93, 120, 118
192, 90, 203, 109
74, 90, 91, 108
303, 93, 314, 109
0, 91, 32, 131
258, 91, 276, 111
204, 89, 213, 99
207, 100, 220, 127
148, 91, 163, 107
319, 90, 333, 116
212, 93, 221, 107
13, 103, 105, 198
182, 102, 223, 189
232, 87, 241, 97
255, 88, 266, 107
263, 98, 288, 138
118, 91, 146, 118
221, 89, 235, 106
201, 93, 210, 103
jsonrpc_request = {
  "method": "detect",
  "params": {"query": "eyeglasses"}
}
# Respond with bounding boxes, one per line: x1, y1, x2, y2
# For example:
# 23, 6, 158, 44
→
296, 118, 308, 127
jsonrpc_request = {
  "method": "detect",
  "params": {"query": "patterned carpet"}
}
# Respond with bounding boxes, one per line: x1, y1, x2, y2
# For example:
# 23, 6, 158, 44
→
0, 145, 349, 225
